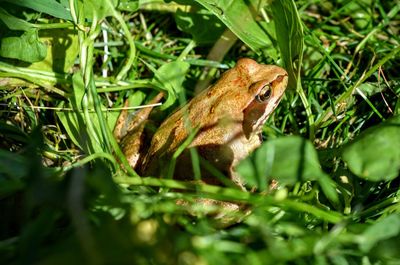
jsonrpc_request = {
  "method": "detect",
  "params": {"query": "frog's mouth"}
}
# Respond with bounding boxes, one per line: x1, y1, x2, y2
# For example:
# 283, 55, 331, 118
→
242, 100, 273, 139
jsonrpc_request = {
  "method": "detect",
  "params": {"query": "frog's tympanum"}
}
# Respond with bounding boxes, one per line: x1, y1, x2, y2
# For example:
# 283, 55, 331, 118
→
115, 58, 288, 190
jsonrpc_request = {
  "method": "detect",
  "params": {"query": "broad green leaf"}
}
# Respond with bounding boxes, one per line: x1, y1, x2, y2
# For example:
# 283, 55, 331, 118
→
0, 7, 33, 31
358, 82, 386, 97
175, 8, 226, 45
84, 0, 118, 20
29, 28, 79, 73
237, 136, 323, 185
358, 213, 400, 252
237, 136, 338, 202
342, 115, 400, 181
152, 61, 190, 110
4, 0, 72, 21
0, 29, 47, 63
118, 0, 140, 12
270, 0, 304, 89
193, 0, 274, 51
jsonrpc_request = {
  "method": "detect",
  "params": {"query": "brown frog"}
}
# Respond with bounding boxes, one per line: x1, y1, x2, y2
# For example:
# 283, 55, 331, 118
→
115, 58, 288, 190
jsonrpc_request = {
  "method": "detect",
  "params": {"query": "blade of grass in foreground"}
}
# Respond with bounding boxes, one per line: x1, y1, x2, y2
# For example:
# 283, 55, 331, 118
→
113, 175, 344, 223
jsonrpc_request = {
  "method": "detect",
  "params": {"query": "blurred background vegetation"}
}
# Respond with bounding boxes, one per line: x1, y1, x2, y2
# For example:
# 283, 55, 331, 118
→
0, 0, 400, 264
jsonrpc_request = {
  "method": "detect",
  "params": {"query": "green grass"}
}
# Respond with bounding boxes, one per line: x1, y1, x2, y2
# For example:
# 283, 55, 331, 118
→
1, 0, 400, 264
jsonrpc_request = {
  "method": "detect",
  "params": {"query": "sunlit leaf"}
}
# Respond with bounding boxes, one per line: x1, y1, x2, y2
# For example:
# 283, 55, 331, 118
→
0, 7, 33, 31
270, 0, 304, 89
342, 115, 400, 181
151, 61, 190, 109
118, 0, 140, 12
237, 136, 338, 202
29, 28, 79, 73
84, 0, 118, 20
192, 0, 274, 52
0, 29, 47, 63
175, 8, 226, 45
3, 0, 72, 21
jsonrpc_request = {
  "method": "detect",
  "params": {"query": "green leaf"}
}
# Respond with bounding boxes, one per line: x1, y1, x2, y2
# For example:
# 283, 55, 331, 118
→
358, 213, 400, 252
0, 148, 27, 197
358, 82, 386, 97
56, 73, 86, 150
270, 0, 304, 89
342, 115, 400, 181
175, 8, 226, 45
57, 73, 119, 154
84, 0, 118, 20
0, 149, 28, 180
29, 28, 79, 73
237, 136, 338, 202
151, 61, 190, 110
4, 0, 72, 21
193, 0, 274, 51
0, 7, 33, 31
0, 121, 29, 144
0, 29, 47, 63
118, 0, 140, 12
237, 136, 322, 185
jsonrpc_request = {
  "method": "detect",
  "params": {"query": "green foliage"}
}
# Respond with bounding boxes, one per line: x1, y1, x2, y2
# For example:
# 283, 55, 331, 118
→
83, 0, 119, 19
3, 0, 72, 21
118, 0, 140, 12
150, 60, 190, 109
193, 0, 277, 52
29, 28, 79, 73
237, 136, 338, 203
343, 115, 400, 181
0, 7, 34, 31
1, 0, 400, 264
175, 8, 226, 45
358, 213, 400, 252
271, 0, 304, 90
57, 71, 120, 157
0, 7, 47, 63
0, 29, 47, 63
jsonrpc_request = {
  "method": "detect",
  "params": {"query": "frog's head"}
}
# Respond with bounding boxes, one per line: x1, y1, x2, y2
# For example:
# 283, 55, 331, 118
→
236, 58, 288, 138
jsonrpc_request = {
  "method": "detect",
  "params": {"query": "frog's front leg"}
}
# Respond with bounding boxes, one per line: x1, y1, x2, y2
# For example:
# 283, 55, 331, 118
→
114, 92, 164, 169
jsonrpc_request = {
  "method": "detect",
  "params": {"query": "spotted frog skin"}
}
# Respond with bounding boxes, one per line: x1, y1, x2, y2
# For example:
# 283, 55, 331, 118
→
115, 58, 288, 189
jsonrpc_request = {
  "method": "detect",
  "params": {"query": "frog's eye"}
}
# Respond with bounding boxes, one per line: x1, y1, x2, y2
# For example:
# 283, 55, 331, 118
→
256, 84, 272, 102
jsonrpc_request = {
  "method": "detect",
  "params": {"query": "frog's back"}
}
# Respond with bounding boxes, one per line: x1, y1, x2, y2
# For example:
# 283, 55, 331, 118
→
139, 58, 288, 183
